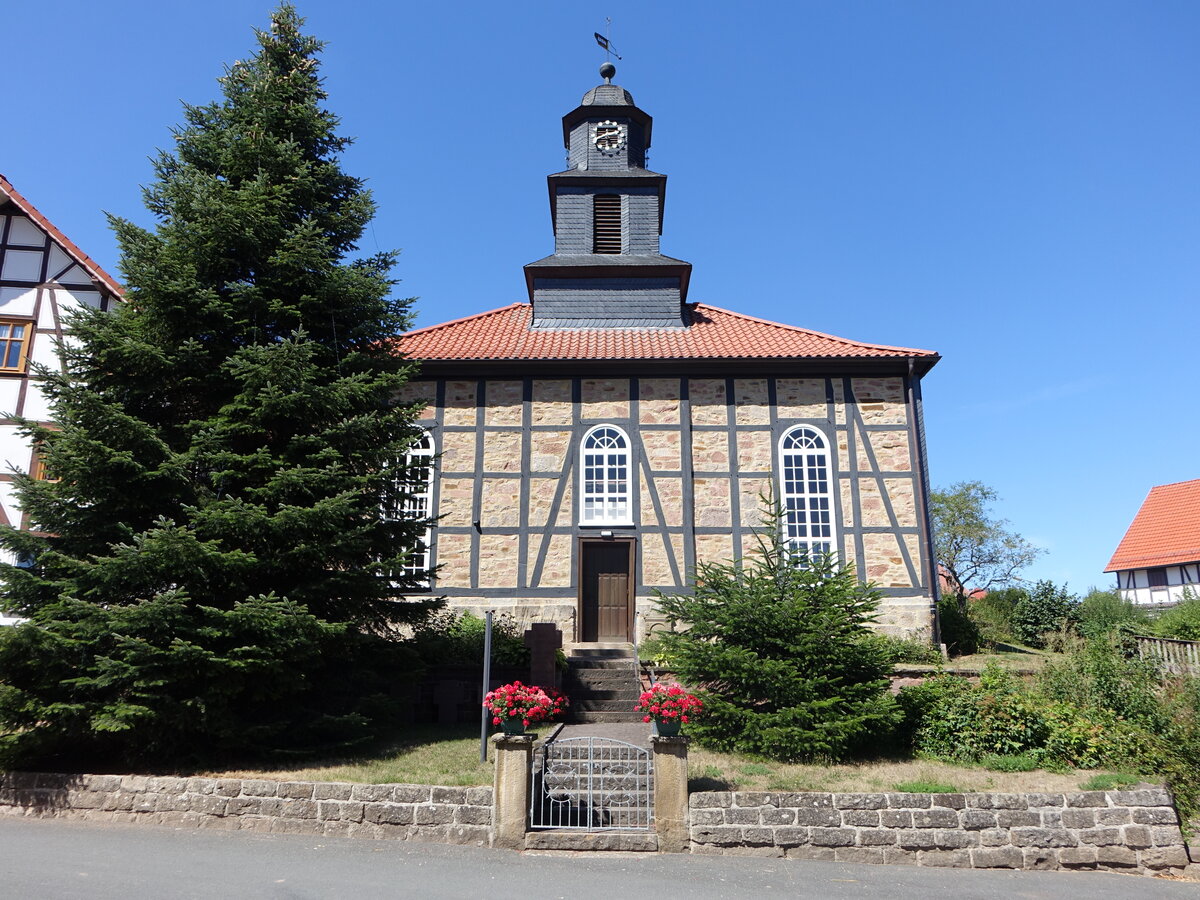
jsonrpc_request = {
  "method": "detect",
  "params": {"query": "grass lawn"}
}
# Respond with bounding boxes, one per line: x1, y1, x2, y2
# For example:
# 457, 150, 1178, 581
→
201, 723, 1139, 796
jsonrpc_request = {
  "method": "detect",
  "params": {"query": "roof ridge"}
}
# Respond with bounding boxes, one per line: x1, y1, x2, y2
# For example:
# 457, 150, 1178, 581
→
1148, 478, 1200, 491
693, 303, 936, 357
0, 173, 124, 298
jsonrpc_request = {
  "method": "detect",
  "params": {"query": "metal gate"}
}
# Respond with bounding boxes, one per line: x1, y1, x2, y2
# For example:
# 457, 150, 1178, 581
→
530, 736, 653, 831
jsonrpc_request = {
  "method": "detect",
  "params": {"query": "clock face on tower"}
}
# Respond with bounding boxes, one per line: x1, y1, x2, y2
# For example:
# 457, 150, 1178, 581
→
592, 120, 627, 155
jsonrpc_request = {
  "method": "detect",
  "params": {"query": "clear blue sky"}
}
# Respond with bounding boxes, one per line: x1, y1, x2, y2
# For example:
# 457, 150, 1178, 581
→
7, 1, 1198, 593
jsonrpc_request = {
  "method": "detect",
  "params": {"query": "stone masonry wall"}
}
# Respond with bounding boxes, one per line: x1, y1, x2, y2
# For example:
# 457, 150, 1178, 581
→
0, 773, 492, 845
690, 789, 1191, 875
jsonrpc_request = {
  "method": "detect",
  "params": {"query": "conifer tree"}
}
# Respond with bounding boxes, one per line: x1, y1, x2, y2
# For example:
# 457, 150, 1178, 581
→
654, 518, 898, 762
0, 5, 433, 767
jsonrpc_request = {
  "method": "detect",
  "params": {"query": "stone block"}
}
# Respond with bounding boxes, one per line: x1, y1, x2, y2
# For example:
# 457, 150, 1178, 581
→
810, 827, 855, 847
793, 808, 839, 827
1132, 806, 1179, 825
690, 792, 731, 809
278, 782, 315, 800
880, 809, 913, 828
1022, 848, 1059, 870
186, 778, 216, 795
444, 825, 490, 846
455, 805, 491, 826
920, 849, 971, 868
1138, 846, 1190, 869
788, 793, 833, 809
1151, 825, 1185, 846
241, 780, 279, 798
741, 827, 775, 845
1122, 824, 1153, 848
841, 810, 879, 827
1094, 807, 1131, 826
1065, 791, 1108, 808
896, 830, 939, 850
414, 805, 454, 826
833, 793, 886, 809
351, 784, 394, 803
1109, 789, 1171, 807
1010, 827, 1077, 848
312, 783, 352, 801
959, 810, 996, 830
256, 798, 283, 817
691, 808, 724, 826
191, 795, 228, 817
934, 830, 978, 850
856, 829, 897, 847
1039, 809, 1062, 827
726, 808, 761, 825
279, 799, 316, 820
913, 809, 958, 829
931, 794, 966, 810
1057, 847, 1098, 867
888, 793, 930, 809
365, 803, 413, 827
465, 787, 492, 806
994, 810, 1040, 828
429, 787, 465, 805
967, 794, 1026, 810
317, 800, 364, 823
761, 808, 794, 825
1060, 808, 1095, 828
970, 847, 1025, 869
215, 779, 242, 798
1079, 827, 1123, 846
145, 777, 187, 794
771, 827, 810, 847
1094, 845, 1138, 867
225, 797, 262, 817
84, 775, 121, 792
1025, 793, 1064, 808
691, 825, 744, 846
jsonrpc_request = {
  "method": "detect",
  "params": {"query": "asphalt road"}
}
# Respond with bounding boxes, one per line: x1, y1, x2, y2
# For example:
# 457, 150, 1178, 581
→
0, 817, 1195, 900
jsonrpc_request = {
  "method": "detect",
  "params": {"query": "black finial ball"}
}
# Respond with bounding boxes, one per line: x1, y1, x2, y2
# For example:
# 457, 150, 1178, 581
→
599, 62, 616, 82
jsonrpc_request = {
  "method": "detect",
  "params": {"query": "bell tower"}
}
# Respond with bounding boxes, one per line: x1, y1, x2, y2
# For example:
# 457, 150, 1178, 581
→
524, 63, 692, 328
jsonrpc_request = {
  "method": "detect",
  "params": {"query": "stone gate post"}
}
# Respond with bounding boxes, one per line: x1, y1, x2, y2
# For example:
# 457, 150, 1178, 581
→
651, 735, 690, 852
491, 733, 534, 850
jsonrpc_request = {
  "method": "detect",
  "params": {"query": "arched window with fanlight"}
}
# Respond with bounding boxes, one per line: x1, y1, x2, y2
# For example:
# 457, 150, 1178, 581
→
579, 424, 632, 525
778, 425, 835, 562
384, 428, 435, 582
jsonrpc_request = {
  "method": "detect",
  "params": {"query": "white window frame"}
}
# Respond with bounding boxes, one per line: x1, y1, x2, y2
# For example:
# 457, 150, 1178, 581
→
778, 425, 836, 563
386, 428, 435, 583
579, 424, 633, 526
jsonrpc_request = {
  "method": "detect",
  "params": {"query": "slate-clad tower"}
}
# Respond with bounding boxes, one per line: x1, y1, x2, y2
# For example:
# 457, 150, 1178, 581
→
524, 63, 692, 328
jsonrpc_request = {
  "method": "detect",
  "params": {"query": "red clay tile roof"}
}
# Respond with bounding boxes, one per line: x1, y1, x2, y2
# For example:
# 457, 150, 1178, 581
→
0, 174, 124, 298
1105, 479, 1200, 572
397, 302, 937, 363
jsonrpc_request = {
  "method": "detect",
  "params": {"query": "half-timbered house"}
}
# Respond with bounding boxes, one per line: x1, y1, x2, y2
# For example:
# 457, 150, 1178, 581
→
0, 176, 124, 623
1106, 478, 1200, 606
395, 66, 942, 645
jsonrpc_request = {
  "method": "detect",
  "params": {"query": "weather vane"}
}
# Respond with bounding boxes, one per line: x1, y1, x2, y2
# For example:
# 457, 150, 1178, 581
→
594, 18, 622, 61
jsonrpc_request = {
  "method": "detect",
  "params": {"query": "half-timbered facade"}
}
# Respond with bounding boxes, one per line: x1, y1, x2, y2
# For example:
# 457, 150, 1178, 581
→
1106, 478, 1200, 606
0, 176, 123, 622
395, 67, 942, 643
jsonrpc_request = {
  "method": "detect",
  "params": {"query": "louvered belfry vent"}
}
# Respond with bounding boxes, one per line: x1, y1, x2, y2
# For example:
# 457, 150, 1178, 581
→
592, 194, 622, 254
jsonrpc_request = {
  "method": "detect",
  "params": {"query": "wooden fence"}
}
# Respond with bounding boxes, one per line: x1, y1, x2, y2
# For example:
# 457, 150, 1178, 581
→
1133, 634, 1200, 675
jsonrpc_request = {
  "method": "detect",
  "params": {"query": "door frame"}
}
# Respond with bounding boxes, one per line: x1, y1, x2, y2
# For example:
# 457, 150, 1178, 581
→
577, 537, 636, 643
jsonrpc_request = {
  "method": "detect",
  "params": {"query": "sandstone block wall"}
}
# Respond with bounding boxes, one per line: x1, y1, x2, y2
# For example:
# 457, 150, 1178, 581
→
0, 773, 492, 845
689, 789, 1191, 875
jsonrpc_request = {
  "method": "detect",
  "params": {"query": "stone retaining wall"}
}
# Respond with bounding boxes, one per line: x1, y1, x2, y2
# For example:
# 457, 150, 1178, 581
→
690, 789, 1192, 875
0, 773, 491, 845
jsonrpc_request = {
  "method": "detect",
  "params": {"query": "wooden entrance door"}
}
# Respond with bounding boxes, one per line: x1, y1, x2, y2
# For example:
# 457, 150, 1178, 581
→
580, 540, 634, 642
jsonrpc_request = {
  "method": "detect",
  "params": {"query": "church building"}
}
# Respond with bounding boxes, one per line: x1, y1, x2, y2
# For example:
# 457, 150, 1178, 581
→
401, 65, 943, 644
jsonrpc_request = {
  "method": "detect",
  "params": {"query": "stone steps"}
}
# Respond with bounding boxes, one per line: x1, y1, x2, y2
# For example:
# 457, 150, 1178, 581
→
524, 831, 658, 852
563, 648, 643, 724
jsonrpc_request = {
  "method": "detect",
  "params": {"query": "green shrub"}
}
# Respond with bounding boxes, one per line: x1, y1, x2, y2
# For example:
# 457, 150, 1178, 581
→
1012, 581, 1079, 648
860, 633, 943, 667
409, 611, 531, 668
937, 598, 979, 656
1152, 587, 1200, 641
971, 588, 1023, 646
1078, 587, 1147, 640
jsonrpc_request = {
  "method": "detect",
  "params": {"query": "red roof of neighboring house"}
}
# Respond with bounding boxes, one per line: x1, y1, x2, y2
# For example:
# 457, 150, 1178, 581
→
1105, 478, 1200, 572
0, 174, 124, 298
396, 302, 938, 363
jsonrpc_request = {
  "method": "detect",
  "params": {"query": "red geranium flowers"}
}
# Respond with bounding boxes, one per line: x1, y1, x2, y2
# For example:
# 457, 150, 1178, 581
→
483, 681, 568, 728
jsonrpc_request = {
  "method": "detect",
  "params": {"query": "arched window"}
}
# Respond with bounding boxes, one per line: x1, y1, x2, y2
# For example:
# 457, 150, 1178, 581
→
384, 429, 435, 581
580, 425, 632, 525
778, 426, 835, 562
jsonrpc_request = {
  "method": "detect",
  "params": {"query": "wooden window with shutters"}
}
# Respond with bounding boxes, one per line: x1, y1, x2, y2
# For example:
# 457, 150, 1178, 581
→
0, 319, 33, 373
592, 194, 622, 254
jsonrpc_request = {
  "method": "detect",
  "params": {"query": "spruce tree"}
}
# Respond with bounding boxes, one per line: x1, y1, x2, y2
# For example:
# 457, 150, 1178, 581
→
0, 5, 433, 768
654, 520, 898, 762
